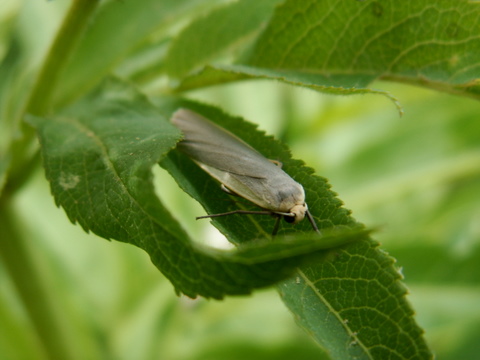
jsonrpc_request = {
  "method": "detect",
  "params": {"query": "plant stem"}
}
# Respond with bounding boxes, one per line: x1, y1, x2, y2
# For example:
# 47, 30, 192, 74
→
27, 0, 100, 115
0, 2, 101, 359
0, 198, 79, 360
6, 0, 100, 195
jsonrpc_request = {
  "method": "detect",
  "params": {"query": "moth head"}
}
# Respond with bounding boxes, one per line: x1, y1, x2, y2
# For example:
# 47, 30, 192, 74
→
285, 203, 308, 224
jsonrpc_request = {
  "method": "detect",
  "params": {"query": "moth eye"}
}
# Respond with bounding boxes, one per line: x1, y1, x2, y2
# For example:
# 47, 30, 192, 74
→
284, 215, 295, 223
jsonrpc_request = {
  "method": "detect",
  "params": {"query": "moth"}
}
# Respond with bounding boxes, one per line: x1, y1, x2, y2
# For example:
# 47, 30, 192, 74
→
170, 109, 320, 236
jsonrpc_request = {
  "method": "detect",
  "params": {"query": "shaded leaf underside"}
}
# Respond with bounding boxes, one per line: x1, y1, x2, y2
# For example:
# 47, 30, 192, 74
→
168, 0, 480, 101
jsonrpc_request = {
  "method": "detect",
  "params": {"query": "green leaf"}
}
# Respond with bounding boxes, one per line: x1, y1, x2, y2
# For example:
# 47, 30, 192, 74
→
28, 79, 182, 242
280, 241, 432, 360
207, 229, 371, 264
170, 0, 480, 103
247, 0, 480, 98
174, 64, 401, 111
165, 0, 282, 79
291, 87, 478, 359
154, 98, 432, 359
29, 79, 362, 299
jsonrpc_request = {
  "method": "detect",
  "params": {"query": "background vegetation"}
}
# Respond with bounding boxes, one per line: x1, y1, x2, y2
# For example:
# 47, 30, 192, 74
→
1, 1, 479, 359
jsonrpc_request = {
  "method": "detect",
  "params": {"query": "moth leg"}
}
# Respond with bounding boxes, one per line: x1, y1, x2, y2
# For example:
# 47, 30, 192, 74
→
197, 210, 273, 220
271, 215, 282, 237
306, 210, 321, 234
268, 159, 283, 168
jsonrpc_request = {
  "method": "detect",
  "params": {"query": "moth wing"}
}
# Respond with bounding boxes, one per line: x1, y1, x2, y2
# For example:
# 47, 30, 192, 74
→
196, 162, 304, 212
171, 109, 305, 212
172, 109, 276, 176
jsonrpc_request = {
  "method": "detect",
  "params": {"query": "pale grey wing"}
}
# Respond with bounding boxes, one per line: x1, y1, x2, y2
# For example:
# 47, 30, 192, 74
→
171, 108, 278, 177
197, 162, 305, 212
171, 109, 306, 212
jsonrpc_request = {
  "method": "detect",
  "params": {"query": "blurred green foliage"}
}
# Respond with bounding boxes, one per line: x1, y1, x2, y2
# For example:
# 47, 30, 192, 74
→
1, 0, 479, 359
